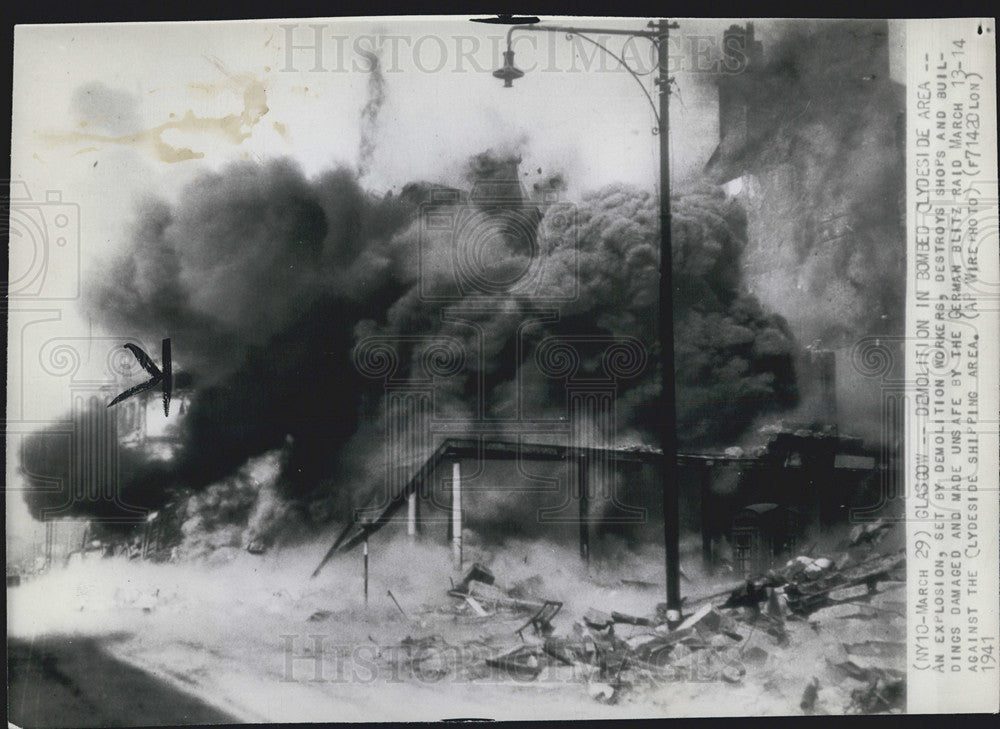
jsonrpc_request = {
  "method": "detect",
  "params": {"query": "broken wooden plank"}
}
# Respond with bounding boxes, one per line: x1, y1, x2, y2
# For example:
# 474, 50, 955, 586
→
464, 595, 489, 617
611, 611, 653, 627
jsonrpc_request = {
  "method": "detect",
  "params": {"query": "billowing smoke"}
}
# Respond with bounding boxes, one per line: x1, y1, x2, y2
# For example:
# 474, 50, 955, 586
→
20, 150, 798, 537
177, 447, 302, 559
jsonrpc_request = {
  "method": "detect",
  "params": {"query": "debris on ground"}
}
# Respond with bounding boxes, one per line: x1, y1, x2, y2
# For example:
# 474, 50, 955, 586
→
848, 518, 893, 548
380, 524, 909, 713
485, 644, 550, 680
516, 600, 562, 638
583, 608, 614, 631
828, 584, 870, 603
800, 676, 820, 713
835, 661, 906, 713
464, 596, 489, 617
458, 563, 495, 592
611, 611, 653, 627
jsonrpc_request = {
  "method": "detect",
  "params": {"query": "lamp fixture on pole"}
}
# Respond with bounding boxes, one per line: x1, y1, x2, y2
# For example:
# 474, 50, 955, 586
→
492, 19, 682, 626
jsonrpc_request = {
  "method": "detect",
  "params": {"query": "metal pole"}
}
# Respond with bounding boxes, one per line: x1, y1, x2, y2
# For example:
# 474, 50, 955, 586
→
451, 461, 462, 571
701, 462, 714, 572
407, 491, 417, 539
363, 534, 369, 606
658, 18, 682, 624
578, 453, 590, 563
496, 17, 681, 621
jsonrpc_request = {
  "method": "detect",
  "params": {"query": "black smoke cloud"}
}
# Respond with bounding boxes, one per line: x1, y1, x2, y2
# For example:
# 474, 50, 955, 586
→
20, 152, 797, 525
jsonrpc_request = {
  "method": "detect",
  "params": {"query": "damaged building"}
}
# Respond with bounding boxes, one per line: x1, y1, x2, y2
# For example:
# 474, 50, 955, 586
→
323, 406, 881, 580
316, 21, 906, 580
705, 20, 907, 444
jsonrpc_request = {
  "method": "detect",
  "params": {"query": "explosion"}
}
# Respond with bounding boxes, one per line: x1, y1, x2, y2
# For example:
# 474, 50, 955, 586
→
20, 151, 799, 541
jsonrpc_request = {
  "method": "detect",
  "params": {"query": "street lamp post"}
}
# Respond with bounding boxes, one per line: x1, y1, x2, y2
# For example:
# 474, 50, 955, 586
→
494, 18, 682, 625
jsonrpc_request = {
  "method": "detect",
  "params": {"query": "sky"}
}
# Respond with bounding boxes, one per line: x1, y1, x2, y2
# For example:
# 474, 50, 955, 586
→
6, 16, 906, 540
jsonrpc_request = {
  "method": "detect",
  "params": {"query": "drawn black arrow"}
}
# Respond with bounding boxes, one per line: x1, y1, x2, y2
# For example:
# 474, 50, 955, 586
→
107, 338, 172, 416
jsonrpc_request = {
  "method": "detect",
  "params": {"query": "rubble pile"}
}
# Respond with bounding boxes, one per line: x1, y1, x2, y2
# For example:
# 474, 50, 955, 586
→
335, 520, 905, 714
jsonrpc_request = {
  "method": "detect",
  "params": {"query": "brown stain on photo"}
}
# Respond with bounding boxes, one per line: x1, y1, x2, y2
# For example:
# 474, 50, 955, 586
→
43, 60, 272, 164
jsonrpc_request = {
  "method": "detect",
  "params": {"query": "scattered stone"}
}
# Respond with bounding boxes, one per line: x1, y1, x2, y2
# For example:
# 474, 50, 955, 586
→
588, 681, 616, 703
542, 636, 578, 665
651, 626, 696, 644
800, 677, 820, 713
829, 584, 870, 602
844, 640, 905, 660
424, 541, 906, 711
625, 634, 661, 651
611, 610, 653, 627
786, 556, 814, 579
670, 643, 693, 661
847, 669, 906, 713
679, 634, 710, 650
721, 662, 746, 683
830, 659, 874, 682
710, 633, 735, 648
461, 581, 544, 612
804, 558, 833, 579
246, 538, 267, 554
845, 605, 880, 620
869, 589, 905, 613
583, 608, 614, 631
485, 645, 544, 680
875, 580, 905, 594
307, 609, 332, 622
676, 603, 728, 634
840, 640, 905, 670
633, 639, 674, 668
811, 603, 863, 621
